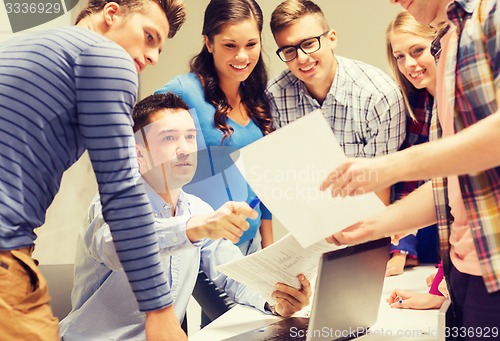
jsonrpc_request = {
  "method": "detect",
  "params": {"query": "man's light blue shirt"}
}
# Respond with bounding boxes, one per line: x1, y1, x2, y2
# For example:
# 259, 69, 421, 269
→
60, 181, 267, 340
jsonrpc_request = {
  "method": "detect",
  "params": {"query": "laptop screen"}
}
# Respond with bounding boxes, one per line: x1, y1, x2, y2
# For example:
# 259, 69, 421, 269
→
223, 238, 390, 341
306, 237, 390, 341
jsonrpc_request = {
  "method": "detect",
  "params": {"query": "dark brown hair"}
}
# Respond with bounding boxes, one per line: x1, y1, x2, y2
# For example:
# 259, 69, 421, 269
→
190, 0, 273, 143
132, 93, 190, 133
76, 0, 186, 38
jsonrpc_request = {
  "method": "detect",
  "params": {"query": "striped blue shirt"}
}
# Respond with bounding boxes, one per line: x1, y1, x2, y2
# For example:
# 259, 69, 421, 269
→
0, 26, 171, 311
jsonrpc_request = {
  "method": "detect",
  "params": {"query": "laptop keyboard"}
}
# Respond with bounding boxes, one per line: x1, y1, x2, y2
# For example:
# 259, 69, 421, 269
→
254, 318, 308, 340
259, 331, 306, 340
222, 317, 309, 340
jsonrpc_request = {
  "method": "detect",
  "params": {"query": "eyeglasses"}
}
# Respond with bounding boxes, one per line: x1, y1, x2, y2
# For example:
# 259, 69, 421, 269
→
276, 31, 329, 62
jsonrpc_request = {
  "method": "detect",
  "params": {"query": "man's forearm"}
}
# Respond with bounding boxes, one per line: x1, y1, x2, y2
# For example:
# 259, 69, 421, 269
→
373, 182, 437, 239
396, 107, 500, 182
375, 187, 391, 206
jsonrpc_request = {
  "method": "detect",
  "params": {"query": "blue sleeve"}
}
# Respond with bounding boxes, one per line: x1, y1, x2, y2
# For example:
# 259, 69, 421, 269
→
260, 202, 272, 220
391, 234, 417, 257
155, 77, 184, 97
75, 42, 171, 312
83, 196, 196, 271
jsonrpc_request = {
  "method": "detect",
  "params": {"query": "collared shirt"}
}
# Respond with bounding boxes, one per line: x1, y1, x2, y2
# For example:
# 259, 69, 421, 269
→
266, 56, 406, 158
60, 182, 266, 341
430, 0, 500, 293
0, 26, 170, 311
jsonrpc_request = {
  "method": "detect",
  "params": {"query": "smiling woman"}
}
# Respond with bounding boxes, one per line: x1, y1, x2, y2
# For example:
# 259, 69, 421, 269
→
155, 0, 273, 257
155, 0, 274, 328
386, 10, 438, 118
384, 10, 442, 276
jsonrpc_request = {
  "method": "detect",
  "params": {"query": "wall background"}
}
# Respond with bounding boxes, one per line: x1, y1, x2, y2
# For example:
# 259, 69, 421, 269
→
1, 0, 401, 264
139, 0, 400, 98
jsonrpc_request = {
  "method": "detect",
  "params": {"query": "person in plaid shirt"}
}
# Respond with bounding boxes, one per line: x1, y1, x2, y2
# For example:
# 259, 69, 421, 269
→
321, 0, 500, 339
266, 0, 406, 210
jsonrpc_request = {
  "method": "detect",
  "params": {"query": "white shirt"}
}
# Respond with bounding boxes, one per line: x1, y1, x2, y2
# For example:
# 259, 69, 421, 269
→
60, 182, 267, 340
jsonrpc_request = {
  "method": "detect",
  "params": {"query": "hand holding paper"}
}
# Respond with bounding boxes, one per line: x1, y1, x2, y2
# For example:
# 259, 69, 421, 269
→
273, 273, 312, 317
231, 110, 386, 248
216, 234, 343, 304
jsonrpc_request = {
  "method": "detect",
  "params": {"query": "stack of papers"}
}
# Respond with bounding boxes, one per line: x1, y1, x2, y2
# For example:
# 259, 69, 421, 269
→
217, 234, 342, 304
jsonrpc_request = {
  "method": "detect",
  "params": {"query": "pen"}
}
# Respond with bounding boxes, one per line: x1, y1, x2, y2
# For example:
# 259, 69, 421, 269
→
249, 197, 260, 209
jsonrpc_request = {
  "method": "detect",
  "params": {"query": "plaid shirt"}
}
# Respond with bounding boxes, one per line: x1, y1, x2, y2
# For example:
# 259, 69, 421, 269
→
266, 56, 406, 158
431, 0, 500, 293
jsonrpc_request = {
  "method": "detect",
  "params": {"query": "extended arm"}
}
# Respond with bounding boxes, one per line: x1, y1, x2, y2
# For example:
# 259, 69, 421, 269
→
76, 44, 171, 313
199, 238, 310, 317
328, 181, 437, 245
321, 89, 500, 197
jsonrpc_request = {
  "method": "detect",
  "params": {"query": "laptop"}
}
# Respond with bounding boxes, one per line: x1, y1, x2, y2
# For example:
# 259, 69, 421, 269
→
224, 237, 391, 341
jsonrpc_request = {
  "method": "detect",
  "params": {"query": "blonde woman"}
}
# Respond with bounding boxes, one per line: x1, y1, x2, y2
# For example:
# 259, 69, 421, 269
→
384, 10, 446, 309
384, 10, 442, 277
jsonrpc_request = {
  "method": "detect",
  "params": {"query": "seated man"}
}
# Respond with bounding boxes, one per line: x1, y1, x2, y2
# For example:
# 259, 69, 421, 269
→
59, 93, 311, 340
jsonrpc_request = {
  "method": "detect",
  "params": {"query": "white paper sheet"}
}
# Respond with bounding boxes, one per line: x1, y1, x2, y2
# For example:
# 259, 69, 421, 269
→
216, 234, 343, 304
231, 110, 386, 248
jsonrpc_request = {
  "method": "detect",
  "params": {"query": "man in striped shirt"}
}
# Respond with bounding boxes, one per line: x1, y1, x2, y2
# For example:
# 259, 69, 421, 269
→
322, 0, 500, 339
0, 1, 189, 340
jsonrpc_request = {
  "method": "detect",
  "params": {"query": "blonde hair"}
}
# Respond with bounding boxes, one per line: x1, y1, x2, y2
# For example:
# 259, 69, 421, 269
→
386, 11, 436, 120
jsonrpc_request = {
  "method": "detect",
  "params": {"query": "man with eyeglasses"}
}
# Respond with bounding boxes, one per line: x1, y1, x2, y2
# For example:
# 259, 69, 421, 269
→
266, 0, 406, 207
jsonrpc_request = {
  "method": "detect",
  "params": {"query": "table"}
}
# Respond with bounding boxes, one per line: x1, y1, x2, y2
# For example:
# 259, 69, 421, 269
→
191, 265, 449, 341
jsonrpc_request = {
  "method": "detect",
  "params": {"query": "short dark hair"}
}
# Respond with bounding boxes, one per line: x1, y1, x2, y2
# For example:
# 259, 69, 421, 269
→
76, 0, 186, 38
132, 93, 190, 133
